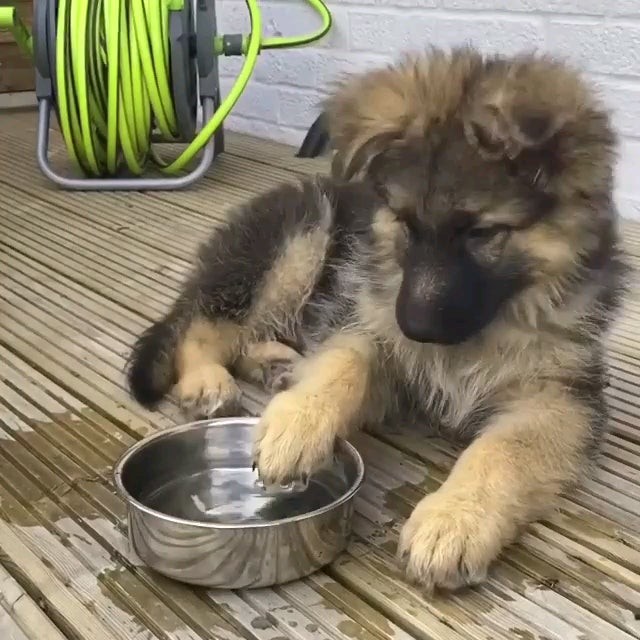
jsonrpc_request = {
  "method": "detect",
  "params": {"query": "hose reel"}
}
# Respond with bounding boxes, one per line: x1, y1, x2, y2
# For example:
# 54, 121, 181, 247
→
0, 0, 332, 191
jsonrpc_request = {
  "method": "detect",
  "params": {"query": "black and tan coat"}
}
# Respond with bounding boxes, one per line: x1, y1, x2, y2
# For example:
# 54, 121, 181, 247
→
126, 48, 628, 593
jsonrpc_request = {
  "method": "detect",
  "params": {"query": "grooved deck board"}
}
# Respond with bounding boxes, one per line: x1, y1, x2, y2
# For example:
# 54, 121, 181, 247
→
0, 110, 639, 640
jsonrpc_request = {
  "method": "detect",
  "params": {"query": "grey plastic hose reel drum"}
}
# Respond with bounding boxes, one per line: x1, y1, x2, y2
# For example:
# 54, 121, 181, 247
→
32, 0, 224, 191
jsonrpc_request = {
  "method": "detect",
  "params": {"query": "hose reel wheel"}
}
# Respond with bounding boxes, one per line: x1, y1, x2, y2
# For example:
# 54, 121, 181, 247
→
169, 0, 198, 142
33, 0, 59, 122
34, 0, 200, 142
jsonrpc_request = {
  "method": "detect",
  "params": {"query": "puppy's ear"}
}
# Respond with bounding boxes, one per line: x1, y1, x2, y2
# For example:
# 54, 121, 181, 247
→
365, 139, 422, 210
339, 131, 403, 181
323, 60, 422, 181
464, 100, 569, 161
510, 105, 563, 146
325, 48, 483, 181
464, 56, 584, 160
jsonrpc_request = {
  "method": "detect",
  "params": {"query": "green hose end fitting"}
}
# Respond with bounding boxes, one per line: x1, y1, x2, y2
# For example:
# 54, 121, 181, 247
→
0, 6, 34, 57
214, 34, 251, 57
0, 6, 14, 28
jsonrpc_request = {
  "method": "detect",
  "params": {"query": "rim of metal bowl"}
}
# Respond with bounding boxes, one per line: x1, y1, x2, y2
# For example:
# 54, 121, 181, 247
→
112, 416, 366, 529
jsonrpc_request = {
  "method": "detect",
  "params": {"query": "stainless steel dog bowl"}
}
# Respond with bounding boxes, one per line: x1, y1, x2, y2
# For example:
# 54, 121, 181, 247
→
113, 417, 365, 589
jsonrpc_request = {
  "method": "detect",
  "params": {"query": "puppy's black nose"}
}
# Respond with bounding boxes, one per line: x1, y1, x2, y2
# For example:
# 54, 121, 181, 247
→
396, 312, 437, 343
396, 313, 463, 345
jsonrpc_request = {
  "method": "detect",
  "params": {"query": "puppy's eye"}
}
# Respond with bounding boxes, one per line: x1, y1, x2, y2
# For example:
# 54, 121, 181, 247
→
466, 224, 512, 262
467, 224, 511, 240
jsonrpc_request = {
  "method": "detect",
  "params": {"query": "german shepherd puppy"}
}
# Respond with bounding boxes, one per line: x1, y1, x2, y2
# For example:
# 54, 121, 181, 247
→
126, 48, 628, 592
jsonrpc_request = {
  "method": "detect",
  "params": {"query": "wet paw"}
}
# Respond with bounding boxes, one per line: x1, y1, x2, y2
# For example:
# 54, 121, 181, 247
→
253, 389, 337, 486
174, 364, 242, 419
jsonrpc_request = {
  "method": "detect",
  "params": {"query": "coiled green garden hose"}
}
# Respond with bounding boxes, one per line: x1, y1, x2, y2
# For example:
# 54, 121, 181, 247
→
1, 0, 331, 178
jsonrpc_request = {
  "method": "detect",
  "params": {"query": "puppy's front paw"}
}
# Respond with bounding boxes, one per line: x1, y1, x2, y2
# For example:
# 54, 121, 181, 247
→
235, 341, 301, 393
398, 490, 506, 592
240, 359, 295, 393
174, 364, 242, 418
263, 361, 296, 393
253, 389, 337, 485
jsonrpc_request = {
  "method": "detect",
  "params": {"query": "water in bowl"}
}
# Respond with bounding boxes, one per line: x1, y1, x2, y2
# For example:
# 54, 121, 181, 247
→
141, 464, 348, 524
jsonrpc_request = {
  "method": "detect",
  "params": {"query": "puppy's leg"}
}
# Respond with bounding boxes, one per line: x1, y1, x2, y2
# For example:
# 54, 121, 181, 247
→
254, 333, 376, 485
398, 384, 597, 592
126, 179, 334, 417
174, 318, 243, 418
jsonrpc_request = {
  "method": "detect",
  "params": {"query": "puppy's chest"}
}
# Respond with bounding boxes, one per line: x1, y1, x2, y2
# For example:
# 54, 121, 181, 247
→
392, 352, 497, 433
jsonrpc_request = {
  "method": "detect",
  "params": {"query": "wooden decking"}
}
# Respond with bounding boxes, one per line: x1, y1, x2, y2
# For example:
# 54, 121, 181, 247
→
0, 109, 639, 640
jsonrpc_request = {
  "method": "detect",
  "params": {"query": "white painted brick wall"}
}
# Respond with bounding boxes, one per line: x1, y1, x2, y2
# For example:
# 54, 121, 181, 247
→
216, 0, 640, 220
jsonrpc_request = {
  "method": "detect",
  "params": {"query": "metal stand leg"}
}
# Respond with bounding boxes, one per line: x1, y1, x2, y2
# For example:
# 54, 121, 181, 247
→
36, 98, 217, 191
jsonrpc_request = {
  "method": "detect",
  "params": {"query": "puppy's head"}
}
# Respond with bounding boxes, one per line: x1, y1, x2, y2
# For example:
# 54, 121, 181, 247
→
338, 51, 617, 345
